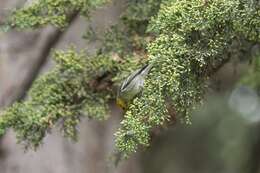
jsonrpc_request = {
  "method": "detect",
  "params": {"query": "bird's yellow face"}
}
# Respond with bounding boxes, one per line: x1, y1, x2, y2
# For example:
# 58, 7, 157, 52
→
116, 98, 127, 110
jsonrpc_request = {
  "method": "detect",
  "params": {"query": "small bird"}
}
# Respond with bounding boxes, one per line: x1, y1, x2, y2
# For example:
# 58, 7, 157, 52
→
116, 64, 153, 110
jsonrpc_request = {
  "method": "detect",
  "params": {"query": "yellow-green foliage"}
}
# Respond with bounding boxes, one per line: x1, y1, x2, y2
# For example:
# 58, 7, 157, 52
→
0, 48, 115, 148
0, 0, 260, 158
0, 46, 144, 149
4, 0, 106, 29
115, 0, 260, 156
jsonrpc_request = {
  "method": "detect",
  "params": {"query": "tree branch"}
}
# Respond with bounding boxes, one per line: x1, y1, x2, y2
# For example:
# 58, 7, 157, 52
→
0, 12, 79, 107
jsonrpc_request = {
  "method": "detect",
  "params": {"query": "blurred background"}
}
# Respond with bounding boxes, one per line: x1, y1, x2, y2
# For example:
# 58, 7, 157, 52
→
0, 0, 260, 173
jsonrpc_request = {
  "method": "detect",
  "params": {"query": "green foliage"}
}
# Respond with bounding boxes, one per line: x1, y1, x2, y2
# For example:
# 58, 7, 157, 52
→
0, 48, 114, 148
240, 54, 260, 92
0, 0, 260, 159
89, 0, 163, 56
120, 0, 163, 34
115, 0, 260, 156
3, 0, 107, 29
0, 45, 145, 148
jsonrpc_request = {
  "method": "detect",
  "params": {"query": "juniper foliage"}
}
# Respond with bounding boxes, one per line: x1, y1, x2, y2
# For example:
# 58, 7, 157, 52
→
0, 0, 260, 157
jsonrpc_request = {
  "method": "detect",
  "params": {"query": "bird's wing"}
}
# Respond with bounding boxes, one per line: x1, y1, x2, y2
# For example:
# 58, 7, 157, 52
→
120, 64, 149, 91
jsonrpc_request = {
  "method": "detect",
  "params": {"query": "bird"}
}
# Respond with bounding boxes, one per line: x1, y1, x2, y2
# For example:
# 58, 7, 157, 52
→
116, 63, 153, 110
